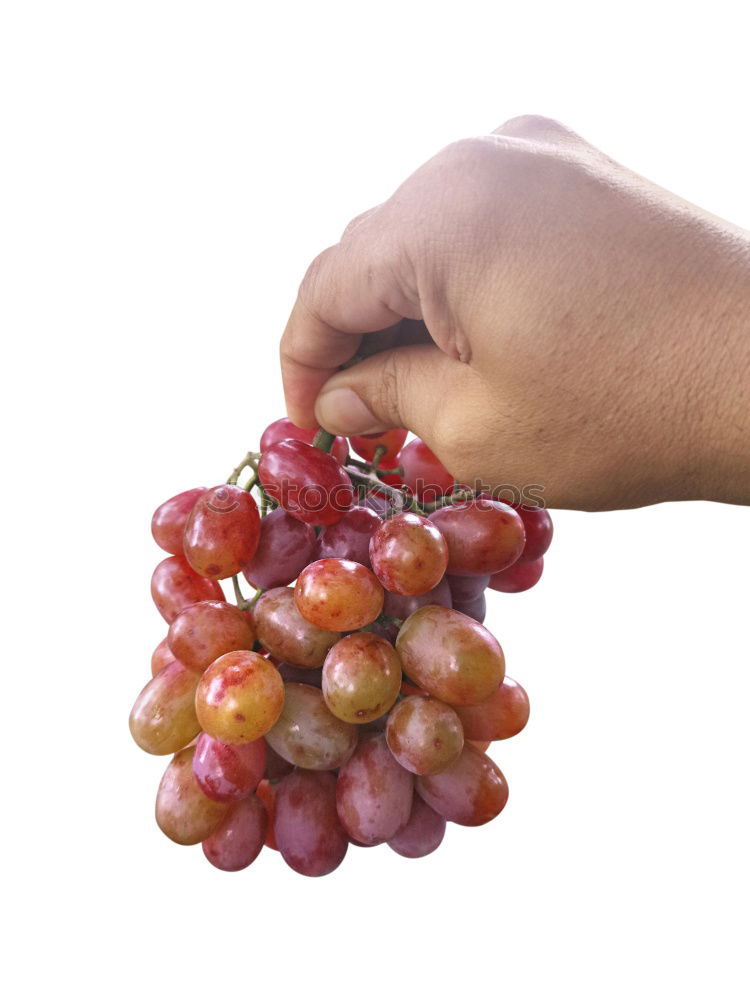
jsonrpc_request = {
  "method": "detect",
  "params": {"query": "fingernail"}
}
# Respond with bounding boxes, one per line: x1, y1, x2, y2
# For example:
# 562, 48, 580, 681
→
315, 387, 385, 435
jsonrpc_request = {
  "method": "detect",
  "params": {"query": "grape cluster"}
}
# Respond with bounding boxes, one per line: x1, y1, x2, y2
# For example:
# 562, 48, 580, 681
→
132, 419, 553, 876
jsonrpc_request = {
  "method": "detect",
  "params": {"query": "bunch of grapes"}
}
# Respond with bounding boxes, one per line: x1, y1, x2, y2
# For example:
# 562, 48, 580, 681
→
132, 419, 553, 876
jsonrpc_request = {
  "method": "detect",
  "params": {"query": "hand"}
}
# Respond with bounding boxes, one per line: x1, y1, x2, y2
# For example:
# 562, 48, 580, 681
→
280, 116, 750, 509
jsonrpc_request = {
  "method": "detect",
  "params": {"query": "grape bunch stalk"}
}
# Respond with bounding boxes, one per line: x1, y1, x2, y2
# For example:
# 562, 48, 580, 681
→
133, 418, 553, 876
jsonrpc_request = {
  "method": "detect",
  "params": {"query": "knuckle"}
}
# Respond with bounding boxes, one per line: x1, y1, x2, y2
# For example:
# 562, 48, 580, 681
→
496, 113, 570, 137
376, 351, 405, 423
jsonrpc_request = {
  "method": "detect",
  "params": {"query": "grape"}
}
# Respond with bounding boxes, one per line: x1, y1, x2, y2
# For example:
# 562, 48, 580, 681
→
314, 505, 381, 568
429, 498, 526, 576
129, 661, 200, 755
454, 677, 530, 741
151, 636, 174, 676
398, 438, 454, 502
295, 558, 384, 631
387, 796, 446, 859
274, 769, 349, 877
278, 663, 322, 688
260, 417, 349, 466
468, 739, 491, 751
243, 508, 317, 590
167, 600, 256, 672
258, 440, 354, 526
385, 695, 464, 775
395, 605, 505, 706
183, 485, 261, 580
202, 795, 268, 871
195, 650, 285, 744
151, 487, 206, 555
369, 513, 449, 596
336, 733, 413, 845
151, 555, 224, 624
416, 744, 509, 826
452, 592, 487, 624
254, 587, 341, 667
255, 779, 278, 850
447, 574, 490, 603
377, 464, 406, 489
489, 556, 544, 593
322, 633, 402, 724
265, 682, 357, 770
263, 742, 294, 781
512, 504, 553, 562
382, 576, 453, 623
358, 492, 391, 516
348, 428, 407, 464
192, 732, 266, 802
155, 745, 230, 845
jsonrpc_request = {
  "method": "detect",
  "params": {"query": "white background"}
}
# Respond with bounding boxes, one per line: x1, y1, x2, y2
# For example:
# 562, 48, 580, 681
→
2, 2, 748, 998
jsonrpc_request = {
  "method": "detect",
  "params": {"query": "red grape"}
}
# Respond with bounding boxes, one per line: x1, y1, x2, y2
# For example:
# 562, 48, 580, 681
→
263, 742, 294, 781
512, 504, 553, 562
385, 695, 464, 775
278, 663, 322, 688
274, 769, 349, 877
429, 498, 526, 576
489, 556, 544, 593
151, 487, 206, 556
151, 636, 175, 676
396, 605, 505, 706
167, 600, 256, 672
468, 739, 491, 752
260, 417, 348, 465
398, 438, 454, 501
192, 732, 266, 802
387, 796, 446, 859
314, 505, 381, 568
382, 576, 453, 624
322, 632, 402, 723
348, 428, 407, 464
295, 558, 384, 631
129, 661, 200, 755
243, 508, 317, 590
265, 682, 357, 770
254, 587, 341, 667
195, 650, 285, 744
151, 555, 224, 624
369, 512, 448, 596
255, 778, 279, 850
452, 592, 487, 624
202, 795, 268, 871
416, 744, 509, 826
258, 440, 354, 526
336, 733, 413, 845
155, 745, 230, 845
183, 485, 261, 580
447, 574, 490, 603
454, 677, 530, 741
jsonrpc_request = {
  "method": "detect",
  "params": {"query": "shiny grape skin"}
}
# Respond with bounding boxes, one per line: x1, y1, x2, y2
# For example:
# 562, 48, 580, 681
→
447, 574, 490, 604
369, 513, 449, 596
151, 487, 207, 556
314, 506, 381, 568
167, 600, 256, 672
183, 485, 261, 580
454, 677, 530, 741
151, 555, 224, 624
489, 556, 544, 593
195, 650, 285, 745
260, 417, 349, 466
336, 733, 414, 845
274, 769, 349, 877
398, 438, 454, 502
385, 695, 464, 775
348, 428, 407, 464
155, 745, 230, 845
416, 744, 509, 826
295, 558, 384, 631
202, 795, 268, 872
151, 636, 175, 676
452, 592, 487, 624
322, 633, 402, 724
512, 504, 554, 562
192, 732, 267, 802
265, 682, 357, 770
396, 605, 505, 706
255, 779, 279, 850
243, 508, 317, 590
382, 577, 453, 624
129, 661, 201, 755
258, 440, 354, 526
387, 796, 446, 859
429, 498, 526, 576
254, 587, 341, 668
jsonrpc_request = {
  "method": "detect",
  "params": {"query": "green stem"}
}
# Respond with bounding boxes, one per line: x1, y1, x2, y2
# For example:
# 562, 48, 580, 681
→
227, 451, 261, 486
344, 465, 406, 513
420, 489, 476, 511
372, 444, 387, 472
312, 429, 336, 453
232, 575, 251, 611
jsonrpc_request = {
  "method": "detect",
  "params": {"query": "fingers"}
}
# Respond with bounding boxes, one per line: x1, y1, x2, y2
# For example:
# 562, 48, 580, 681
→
493, 114, 588, 149
280, 206, 422, 427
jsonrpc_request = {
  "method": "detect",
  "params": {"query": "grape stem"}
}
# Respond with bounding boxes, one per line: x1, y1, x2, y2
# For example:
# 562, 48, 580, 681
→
232, 575, 263, 612
227, 451, 260, 486
421, 489, 476, 511
312, 429, 336, 453
343, 465, 406, 513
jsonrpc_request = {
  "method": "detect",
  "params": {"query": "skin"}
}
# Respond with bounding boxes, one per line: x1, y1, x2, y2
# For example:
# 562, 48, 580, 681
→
280, 116, 750, 510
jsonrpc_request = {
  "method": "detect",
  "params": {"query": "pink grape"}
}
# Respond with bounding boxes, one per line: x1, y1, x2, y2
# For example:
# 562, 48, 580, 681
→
151, 555, 224, 624
243, 508, 317, 590
512, 504, 553, 562
151, 487, 206, 555
129, 661, 200, 755
336, 733, 413, 845
454, 677, 530, 741
314, 506, 381, 568
322, 632, 402, 724
416, 743, 509, 826
263, 743, 294, 781
385, 695, 464, 775
151, 636, 175, 676
398, 438, 454, 502
489, 556, 544, 593
195, 650, 285, 744
202, 795, 268, 871
183, 485, 261, 580
274, 769, 349, 877
265, 682, 357, 770
369, 512, 449, 596
387, 796, 446, 859
452, 592, 486, 624
258, 439, 354, 526
254, 587, 341, 668
192, 732, 267, 802
256, 779, 279, 850
167, 600, 256, 672
348, 428, 407, 464
447, 574, 490, 603
381, 577, 453, 629
295, 558, 384, 631
260, 417, 349, 465
155, 745, 230, 845
429, 498, 526, 576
